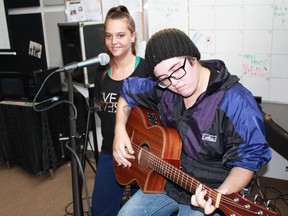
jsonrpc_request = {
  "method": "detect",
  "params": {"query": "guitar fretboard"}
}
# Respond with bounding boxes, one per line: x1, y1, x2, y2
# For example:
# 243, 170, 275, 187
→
135, 144, 219, 206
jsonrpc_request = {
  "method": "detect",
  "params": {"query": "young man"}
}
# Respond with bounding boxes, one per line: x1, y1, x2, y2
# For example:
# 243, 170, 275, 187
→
113, 28, 271, 215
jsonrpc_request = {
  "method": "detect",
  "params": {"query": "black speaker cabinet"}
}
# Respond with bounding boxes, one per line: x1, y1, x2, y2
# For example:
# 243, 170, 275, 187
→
58, 21, 105, 88
0, 68, 62, 101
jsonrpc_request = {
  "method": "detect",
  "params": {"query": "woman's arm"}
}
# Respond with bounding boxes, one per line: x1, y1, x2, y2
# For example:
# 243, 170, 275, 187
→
113, 97, 135, 167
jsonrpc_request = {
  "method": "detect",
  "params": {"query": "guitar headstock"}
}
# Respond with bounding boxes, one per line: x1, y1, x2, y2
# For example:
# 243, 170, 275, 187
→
220, 193, 279, 216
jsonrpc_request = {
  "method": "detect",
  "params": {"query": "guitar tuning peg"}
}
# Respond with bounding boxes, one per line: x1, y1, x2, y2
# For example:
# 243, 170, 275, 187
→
253, 194, 259, 203
240, 188, 249, 198
265, 200, 271, 209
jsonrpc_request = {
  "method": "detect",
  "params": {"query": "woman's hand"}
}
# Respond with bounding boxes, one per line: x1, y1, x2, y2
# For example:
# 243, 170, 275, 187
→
113, 127, 135, 167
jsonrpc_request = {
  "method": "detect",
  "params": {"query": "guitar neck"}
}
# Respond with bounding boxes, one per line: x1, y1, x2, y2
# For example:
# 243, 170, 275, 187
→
136, 145, 279, 216
137, 145, 220, 207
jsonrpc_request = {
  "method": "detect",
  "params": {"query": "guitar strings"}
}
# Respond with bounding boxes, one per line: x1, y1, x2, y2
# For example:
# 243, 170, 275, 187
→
132, 143, 218, 199
131, 142, 271, 215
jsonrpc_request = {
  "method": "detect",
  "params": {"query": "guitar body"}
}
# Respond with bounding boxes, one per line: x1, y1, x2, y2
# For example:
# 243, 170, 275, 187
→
114, 106, 182, 193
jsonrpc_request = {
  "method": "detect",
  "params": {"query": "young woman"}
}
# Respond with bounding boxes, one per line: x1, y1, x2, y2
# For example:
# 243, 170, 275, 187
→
91, 5, 146, 216
113, 28, 272, 215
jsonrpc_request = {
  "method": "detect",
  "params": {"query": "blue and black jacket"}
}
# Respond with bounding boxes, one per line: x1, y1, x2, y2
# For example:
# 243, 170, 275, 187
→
120, 59, 271, 204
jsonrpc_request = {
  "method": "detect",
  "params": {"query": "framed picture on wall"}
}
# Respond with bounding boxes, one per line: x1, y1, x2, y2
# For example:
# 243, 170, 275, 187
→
7, 0, 40, 9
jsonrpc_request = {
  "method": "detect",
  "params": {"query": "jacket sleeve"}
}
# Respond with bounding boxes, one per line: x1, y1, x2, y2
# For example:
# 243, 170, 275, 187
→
119, 77, 158, 109
221, 84, 271, 172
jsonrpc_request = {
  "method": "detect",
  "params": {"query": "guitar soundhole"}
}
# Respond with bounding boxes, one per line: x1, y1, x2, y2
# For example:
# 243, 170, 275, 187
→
138, 145, 149, 169
147, 112, 158, 125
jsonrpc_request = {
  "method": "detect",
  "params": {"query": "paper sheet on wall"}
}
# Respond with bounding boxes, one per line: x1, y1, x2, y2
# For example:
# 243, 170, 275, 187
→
101, 0, 142, 17
82, 0, 102, 21
66, 0, 102, 22
65, 0, 86, 22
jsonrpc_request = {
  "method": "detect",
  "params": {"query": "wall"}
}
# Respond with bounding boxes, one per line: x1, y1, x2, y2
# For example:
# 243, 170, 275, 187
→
6, 0, 66, 70
2, 0, 287, 180
2, 1, 288, 104
259, 149, 287, 180
3, 0, 144, 70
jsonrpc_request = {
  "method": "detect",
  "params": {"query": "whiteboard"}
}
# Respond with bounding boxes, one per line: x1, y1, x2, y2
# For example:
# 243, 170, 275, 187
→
144, 0, 288, 103
145, 0, 189, 38
180, 0, 288, 104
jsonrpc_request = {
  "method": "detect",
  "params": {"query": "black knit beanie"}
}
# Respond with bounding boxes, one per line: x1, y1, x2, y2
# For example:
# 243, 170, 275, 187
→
145, 28, 201, 78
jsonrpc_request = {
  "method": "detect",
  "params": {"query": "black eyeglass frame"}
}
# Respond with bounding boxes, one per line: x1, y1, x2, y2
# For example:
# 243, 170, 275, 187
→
157, 58, 187, 88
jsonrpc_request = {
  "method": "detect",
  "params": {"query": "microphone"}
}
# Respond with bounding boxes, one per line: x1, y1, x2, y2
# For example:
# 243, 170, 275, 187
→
57, 53, 110, 72
78, 53, 110, 68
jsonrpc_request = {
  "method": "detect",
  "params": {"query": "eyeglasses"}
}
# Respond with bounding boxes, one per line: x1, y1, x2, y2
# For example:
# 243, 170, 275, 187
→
157, 58, 187, 88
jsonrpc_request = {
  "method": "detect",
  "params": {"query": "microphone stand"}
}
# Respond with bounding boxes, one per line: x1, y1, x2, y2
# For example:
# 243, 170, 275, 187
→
66, 68, 83, 216
33, 64, 84, 215
55, 54, 109, 215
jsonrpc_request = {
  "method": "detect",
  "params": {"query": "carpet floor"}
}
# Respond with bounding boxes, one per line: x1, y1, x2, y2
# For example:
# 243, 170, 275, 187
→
0, 160, 287, 216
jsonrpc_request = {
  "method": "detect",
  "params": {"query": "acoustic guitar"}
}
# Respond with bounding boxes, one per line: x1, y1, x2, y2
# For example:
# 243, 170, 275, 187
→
114, 106, 278, 216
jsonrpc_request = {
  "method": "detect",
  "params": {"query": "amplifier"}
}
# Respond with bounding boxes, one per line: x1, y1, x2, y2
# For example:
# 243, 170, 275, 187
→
0, 68, 62, 101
